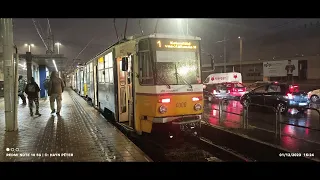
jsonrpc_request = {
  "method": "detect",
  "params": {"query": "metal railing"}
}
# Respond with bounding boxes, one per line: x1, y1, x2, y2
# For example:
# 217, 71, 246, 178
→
212, 99, 245, 127
244, 103, 280, 138
212, 99, 320, 140
277, 107, 320, 135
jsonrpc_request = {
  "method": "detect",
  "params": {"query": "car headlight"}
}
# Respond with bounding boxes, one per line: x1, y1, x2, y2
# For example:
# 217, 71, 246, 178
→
194, 103, 202, 111
159, 105, 167, 114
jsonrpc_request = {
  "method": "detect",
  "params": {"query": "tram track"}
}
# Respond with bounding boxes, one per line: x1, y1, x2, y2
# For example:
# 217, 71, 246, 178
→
73, 90, 251, 162
112, 121, 251, 162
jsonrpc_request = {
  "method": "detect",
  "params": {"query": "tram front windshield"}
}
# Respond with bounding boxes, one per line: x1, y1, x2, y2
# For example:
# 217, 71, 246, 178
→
155, 51, 200, 85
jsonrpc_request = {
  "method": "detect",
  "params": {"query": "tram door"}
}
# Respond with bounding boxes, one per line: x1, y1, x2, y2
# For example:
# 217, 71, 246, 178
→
117, 56, 134, 126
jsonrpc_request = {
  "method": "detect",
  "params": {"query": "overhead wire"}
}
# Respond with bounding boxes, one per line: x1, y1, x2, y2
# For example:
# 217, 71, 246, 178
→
32, 18, 48, 51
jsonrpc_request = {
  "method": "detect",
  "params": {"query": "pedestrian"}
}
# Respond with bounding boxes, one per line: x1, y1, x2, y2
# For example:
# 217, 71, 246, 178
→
43, 76, 50, 99
25, 77, 41, 116
48, 71, 65, 116
18, 75, 27, 105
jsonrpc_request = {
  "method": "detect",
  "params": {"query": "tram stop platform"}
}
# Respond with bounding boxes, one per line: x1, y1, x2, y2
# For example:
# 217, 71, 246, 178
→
0, 89, 152, 162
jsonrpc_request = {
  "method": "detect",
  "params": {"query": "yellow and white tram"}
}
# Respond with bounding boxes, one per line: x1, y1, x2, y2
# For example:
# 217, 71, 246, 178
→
70, 33, 204, 135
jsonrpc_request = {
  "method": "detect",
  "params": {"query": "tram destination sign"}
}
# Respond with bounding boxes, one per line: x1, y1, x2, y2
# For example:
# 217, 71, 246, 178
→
151, 38, 199, 51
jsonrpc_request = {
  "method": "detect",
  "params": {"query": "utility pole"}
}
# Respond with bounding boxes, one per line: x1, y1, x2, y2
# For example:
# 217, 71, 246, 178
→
223, 36, 226, 73
26, 52, 32, 83
14, 48, 19, 127
186, 19, 189, 35
239, 37, 243, 73
1, 18, 18, 131
46, 19, 54, 54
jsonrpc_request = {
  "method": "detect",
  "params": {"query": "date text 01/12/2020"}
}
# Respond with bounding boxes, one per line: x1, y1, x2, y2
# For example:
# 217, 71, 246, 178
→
279, 153, 315, 158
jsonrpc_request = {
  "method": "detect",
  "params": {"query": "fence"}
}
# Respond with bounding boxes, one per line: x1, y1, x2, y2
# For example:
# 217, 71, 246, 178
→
212, 99, 320, 140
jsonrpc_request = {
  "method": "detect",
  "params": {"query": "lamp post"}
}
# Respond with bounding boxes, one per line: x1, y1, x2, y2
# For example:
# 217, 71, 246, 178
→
238, 36, 243, 73
24, 43, 34, 52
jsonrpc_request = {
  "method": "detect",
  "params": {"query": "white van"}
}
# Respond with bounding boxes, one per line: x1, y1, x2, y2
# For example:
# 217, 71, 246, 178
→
203, 72, 242, 85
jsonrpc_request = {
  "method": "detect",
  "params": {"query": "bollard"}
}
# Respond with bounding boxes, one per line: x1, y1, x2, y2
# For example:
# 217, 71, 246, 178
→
218, 100, 223, 123
242, 107, 247, 129
275, 111, 279, 138
245, 106, 249, 129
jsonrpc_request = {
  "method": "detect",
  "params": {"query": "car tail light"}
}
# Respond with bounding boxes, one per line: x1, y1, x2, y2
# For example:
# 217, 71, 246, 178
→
159, 98, 170, 103
285, 93, 293, 99
192, 97, 202, 101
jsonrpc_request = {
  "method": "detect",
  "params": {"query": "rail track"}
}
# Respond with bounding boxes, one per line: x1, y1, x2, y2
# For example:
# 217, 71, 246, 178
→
75, 91, 252, 162
113, 122, 253, 162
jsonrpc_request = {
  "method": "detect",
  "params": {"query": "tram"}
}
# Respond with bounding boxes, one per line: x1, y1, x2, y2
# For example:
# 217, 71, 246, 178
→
70, 33, 204, 135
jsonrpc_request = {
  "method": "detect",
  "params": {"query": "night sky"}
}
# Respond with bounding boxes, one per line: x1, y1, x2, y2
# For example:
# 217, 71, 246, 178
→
12, 18, 317, 70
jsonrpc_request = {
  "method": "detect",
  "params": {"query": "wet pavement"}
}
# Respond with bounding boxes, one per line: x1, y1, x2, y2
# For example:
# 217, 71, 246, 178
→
0, 89, 151, 162
203, 99, 320, 159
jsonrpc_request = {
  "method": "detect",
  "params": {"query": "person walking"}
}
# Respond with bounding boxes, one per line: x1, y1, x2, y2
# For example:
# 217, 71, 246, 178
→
48, 71, 65, 116
25, 77, 41, 116
43, 76, 50, 99
18, 75, 27, 105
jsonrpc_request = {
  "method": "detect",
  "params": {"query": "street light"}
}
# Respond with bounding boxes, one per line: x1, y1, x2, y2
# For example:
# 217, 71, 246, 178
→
238, 36, 243, 73
55, 42, 62, 54
24, 43, 34, 52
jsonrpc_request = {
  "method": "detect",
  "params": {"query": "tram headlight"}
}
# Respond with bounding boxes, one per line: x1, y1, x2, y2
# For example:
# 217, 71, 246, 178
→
159, 105, 167, 114
194, 103, 202, 111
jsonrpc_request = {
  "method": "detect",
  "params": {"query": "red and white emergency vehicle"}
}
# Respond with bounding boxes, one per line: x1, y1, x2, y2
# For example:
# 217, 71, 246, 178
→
203, 72, 246, 98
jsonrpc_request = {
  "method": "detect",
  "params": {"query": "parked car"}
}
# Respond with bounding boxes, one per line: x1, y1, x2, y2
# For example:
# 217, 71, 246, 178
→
240, 82, 309, 114
246, 81, 272, 91
222, 82, 246, 100
204, 83, 230, 102
307, 89, 320, 103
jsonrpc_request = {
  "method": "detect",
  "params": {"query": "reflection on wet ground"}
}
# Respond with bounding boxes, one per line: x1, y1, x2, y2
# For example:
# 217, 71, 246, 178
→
203, 100, 320, 157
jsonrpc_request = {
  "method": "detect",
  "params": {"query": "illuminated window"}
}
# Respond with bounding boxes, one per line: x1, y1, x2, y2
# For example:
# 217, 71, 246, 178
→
105, 69, 109, 83
89, 62, 93, 72
98, 57, 104, 70
86, 64, 90, 84
104, 52, 113, 84
138, 39, 154, 85
98, 70, 104, 83
109, 68, 113, 83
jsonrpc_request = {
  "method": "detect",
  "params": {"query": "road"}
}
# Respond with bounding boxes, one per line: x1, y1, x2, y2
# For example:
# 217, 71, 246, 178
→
203, 99, 320, 151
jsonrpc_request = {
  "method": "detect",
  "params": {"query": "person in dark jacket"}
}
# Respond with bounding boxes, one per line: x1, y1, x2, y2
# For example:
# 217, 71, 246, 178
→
25, 77, 41, 116
18, 75, 27, 105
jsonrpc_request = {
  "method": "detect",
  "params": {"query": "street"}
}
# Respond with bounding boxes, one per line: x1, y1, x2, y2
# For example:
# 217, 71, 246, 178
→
203, 98, 320, 155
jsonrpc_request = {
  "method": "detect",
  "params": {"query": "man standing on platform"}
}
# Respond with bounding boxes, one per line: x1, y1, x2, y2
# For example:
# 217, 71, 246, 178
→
18, 75, 27, 105
48, 71, 65, 116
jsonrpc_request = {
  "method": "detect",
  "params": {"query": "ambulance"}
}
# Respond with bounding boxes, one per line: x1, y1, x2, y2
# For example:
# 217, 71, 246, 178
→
203, 72, 242, 85
203, 72, 246, 99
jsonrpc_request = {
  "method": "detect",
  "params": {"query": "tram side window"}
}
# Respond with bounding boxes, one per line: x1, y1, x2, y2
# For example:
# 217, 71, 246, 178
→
98, 70, 105, 83
138, 51, 154, 85
105, 52, 113, 83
